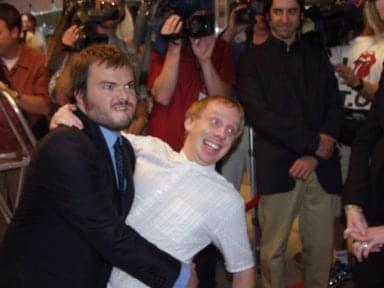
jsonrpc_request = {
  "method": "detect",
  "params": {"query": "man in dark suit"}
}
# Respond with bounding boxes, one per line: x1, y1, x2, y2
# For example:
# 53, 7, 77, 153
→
0, 44, 196, 288
238, 0, 343, 286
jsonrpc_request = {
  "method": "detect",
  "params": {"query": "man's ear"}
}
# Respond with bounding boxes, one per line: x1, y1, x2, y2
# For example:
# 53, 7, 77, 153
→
74, 91, 85, 110
184, 117, 194, 133
10, 26, 20, 40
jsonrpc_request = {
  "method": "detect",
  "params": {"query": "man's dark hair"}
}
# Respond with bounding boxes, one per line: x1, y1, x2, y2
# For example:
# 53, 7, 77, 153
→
0, 3, 22, 33
70, 44, 134, 101
264, 0, 304, 14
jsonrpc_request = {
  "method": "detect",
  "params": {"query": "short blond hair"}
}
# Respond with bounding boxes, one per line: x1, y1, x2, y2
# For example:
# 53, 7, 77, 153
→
185, 96, 245, 137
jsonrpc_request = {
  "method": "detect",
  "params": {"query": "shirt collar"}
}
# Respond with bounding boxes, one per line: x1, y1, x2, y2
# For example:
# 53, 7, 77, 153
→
100, 126, 120, 153
13, 45, 29, 70
179, 150, 216, 173
268, 35, 301, 52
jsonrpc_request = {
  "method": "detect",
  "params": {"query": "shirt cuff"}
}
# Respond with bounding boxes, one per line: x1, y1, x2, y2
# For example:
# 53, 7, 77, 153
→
172, 262, 191, 288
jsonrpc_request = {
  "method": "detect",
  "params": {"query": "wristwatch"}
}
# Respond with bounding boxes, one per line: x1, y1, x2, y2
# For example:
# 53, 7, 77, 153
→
352, 79, 364, 92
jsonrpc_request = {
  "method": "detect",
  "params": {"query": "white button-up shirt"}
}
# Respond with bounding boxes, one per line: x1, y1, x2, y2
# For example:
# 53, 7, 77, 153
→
108, 134, 254, 288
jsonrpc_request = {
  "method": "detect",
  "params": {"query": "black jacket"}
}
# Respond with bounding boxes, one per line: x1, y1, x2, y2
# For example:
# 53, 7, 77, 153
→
0, 110, 180, 288
239, 36, 343, 195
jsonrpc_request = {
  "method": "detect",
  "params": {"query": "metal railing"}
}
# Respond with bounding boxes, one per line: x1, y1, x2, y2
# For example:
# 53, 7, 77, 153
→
0, 91, 36, 223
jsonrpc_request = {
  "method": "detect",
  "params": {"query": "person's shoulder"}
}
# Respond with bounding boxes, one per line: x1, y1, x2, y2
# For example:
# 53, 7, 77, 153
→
19, 44, 46, 67
22, 44, 45, 60
299, 35, 328, 56
38, 126, 94, 153
121, 132, 175, 156
208, 173, 245, 204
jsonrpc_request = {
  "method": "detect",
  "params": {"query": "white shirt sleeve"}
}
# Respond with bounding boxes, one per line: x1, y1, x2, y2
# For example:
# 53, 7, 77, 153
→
210, 198, 255, 273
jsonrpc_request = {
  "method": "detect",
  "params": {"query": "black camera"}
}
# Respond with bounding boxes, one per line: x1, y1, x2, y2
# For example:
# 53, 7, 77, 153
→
235, 0, 265, 25
304, 0, 364, 47
155, 0, 215, 39
64, 0, 121, 51
184, 13, 215, 38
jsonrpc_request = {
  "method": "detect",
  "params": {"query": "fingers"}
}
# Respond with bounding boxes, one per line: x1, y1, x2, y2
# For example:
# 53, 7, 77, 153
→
161, 15, 183, 35
345, 209, 369, 246
353, 241, 367, 262
50, 105, 83, 130
288, 156, 317, 180
333, 64, 358, 86
289, 162, 310, 180
62, 25, 80, 47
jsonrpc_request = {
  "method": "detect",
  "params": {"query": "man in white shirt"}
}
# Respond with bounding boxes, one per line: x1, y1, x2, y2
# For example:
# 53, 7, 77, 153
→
52, 96, 256, 287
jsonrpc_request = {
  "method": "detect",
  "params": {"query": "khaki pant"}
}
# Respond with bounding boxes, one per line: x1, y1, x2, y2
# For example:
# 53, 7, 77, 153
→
259, 173, 336, 288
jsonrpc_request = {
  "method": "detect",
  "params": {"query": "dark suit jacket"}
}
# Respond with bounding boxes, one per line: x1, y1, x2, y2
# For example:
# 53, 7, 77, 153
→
239, 36, 343, 195
0, 110, 180, 288
344, 74, 384, 226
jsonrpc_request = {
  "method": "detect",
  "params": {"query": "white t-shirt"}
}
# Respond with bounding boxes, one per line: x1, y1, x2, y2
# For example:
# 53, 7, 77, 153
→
330, 35, 384, 118
108, 134, 255, 288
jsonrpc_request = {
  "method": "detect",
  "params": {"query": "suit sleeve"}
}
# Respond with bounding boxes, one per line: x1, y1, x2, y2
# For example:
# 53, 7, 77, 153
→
238, 50, 319, 155
318, 53, 344, 139
36, 129, 180, 288
344, 79, 384, 208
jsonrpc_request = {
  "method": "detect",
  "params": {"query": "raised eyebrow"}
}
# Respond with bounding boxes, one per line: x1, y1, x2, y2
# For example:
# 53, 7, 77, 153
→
126, 80, 136, 87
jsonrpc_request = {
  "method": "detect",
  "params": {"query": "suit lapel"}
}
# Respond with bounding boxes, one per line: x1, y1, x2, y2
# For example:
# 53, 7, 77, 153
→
74, 110, 122, 214
120, 137, 135, 215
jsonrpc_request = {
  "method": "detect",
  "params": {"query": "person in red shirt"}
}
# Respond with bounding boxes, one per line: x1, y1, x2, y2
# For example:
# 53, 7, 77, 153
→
147, 11, 235, 287
148, 13, 235, 151
0, 3, 50, 138
0, 3, 50, 216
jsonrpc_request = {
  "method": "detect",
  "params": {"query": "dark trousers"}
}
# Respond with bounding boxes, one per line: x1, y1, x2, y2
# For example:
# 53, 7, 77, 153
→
354, 251, 384, 288
194, 244, 217, 288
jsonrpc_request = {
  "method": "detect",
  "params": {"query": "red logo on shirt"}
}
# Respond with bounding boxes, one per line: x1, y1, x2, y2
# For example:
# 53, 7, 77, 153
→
353, 51, 376, 79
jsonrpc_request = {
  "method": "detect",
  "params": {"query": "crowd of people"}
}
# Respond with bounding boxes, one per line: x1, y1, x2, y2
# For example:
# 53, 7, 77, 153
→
1, 0, 384, 287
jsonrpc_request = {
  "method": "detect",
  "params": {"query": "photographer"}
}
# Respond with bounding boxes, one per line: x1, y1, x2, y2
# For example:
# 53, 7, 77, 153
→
147, 6, 235, 287
220, 1, 269, 190
148, 10, 235, 152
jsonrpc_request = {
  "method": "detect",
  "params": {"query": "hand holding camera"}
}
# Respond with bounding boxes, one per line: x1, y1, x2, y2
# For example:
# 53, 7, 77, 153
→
161, 14, 184, 46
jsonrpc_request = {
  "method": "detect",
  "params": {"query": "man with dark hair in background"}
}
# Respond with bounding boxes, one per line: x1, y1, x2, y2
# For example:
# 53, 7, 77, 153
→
239, 0, 343, 286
